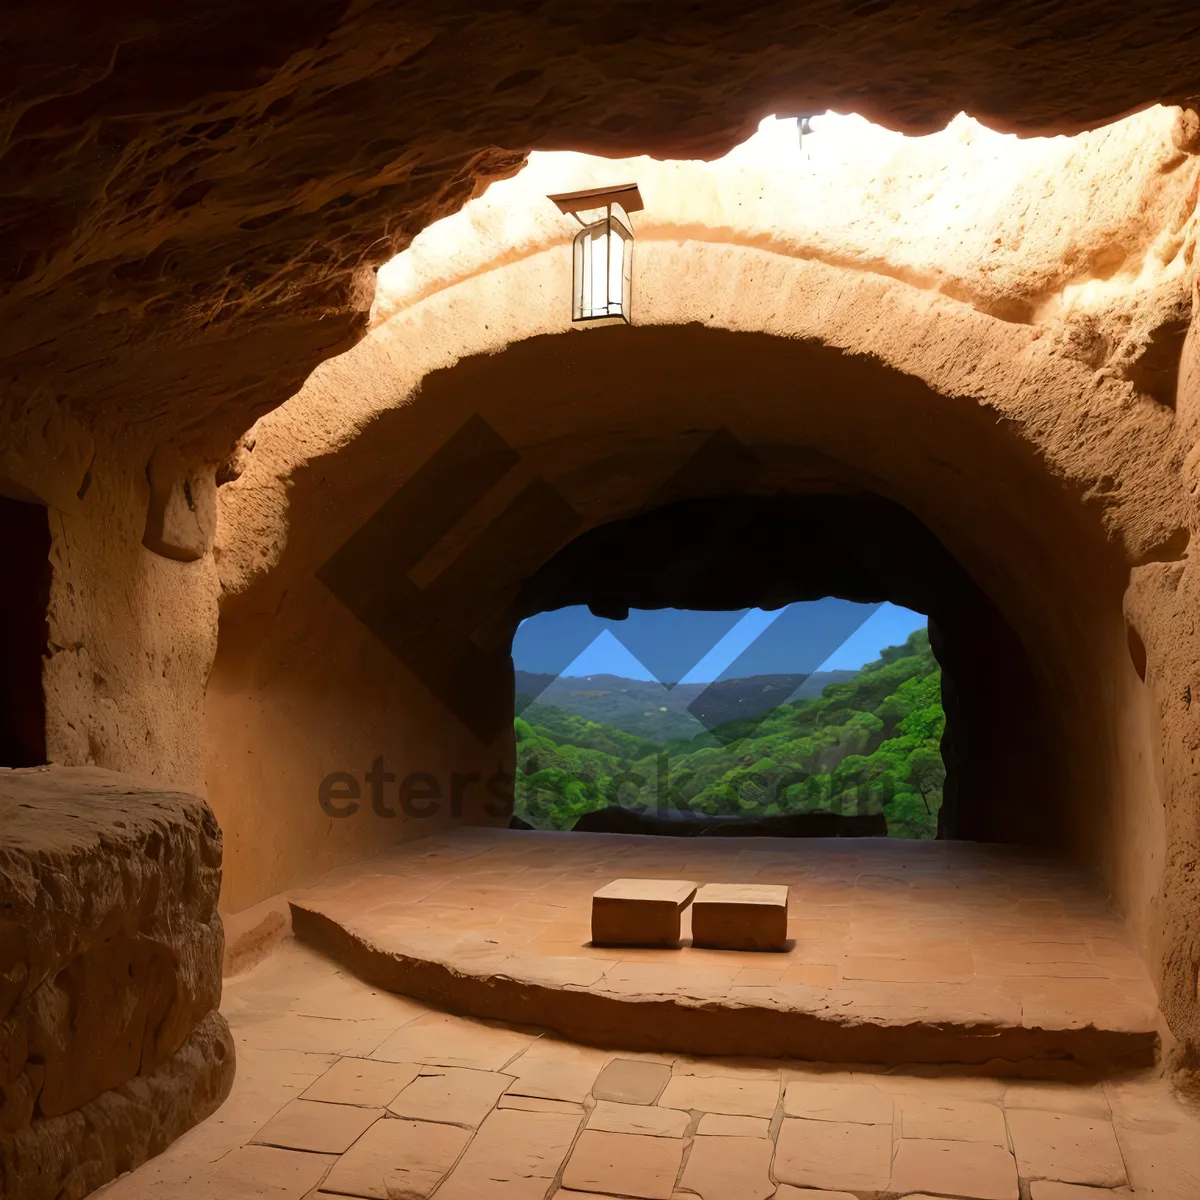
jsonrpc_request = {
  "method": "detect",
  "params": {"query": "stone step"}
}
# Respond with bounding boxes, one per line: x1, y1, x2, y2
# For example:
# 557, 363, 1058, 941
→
286, 830, 1161, 1076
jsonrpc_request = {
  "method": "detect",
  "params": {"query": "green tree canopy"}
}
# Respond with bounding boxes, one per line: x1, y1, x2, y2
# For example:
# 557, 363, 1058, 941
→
515, 627, 945, 839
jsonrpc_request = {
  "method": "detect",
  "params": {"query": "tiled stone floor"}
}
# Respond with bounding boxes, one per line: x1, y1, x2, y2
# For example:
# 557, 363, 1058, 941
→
98, 938, 1200, 1199
289, 830, 1160, 1067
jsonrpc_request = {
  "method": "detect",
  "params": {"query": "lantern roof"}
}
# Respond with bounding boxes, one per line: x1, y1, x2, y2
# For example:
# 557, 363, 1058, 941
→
547, 182, 644, 216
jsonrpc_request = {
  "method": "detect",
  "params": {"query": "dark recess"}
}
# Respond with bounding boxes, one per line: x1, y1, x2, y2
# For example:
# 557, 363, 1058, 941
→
516, 493, 1051, 845
0, 497, 51, 767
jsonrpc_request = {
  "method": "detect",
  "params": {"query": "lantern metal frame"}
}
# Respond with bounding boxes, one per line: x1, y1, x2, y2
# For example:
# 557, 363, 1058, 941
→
548, 183, 644, 325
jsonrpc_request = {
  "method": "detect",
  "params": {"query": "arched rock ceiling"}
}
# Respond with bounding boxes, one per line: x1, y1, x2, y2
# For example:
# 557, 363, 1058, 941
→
4, 1, 1200, 457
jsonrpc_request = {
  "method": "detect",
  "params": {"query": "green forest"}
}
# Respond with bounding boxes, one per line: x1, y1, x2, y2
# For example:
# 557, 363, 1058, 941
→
514, 627, 946, 838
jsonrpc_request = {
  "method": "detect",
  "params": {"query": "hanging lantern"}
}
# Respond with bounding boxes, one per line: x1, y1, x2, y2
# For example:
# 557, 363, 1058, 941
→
548, 183, 644, 324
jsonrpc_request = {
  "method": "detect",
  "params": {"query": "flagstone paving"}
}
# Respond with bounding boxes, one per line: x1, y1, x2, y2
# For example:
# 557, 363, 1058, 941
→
95, 937, 1200, 1199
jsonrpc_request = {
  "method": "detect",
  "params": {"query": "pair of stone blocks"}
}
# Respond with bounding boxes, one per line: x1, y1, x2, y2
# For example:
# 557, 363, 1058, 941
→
592, 878, 788, 951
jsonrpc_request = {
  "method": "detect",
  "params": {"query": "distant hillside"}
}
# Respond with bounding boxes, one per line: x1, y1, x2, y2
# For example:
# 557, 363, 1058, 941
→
515, 669, 859, 742
514, 628, 945, 839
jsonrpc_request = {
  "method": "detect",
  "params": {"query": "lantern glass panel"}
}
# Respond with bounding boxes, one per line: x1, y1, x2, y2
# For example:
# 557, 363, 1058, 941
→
572, 205, 633, 322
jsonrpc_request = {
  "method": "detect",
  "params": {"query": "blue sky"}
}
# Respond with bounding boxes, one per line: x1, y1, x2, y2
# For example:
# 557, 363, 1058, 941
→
513, 601, 929, 683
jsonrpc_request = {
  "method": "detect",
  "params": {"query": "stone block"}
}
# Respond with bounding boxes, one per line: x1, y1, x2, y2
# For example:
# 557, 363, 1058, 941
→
497, 1094, 583, 1114
680, 1133, 775, 1199
691, 883, 788, 951
0, 768, 224, 1125
697, 1112, 771, 1136
208, 1144, 334, 1199
592, 1057, 671, 1104
889, 1137, 1020, 1200
370, 1011, 535, 1070
0, 766, 231, 1199
0, 1010, 234, 1200
783, 1080, 893, 1124
588, 1099, 690, 1137
658, 1072, 779, 1117
302, 1057, 420, 1107
899, 1095, 1008, 1143
591, 878, 697, 947
505, 1037, 605, 1103
1029, 1184, 1134, 1199
561, 1128, 686, 1198
251, 1098, 380, 1154
774, 1117, 892, 1193
386, 1066, 510, 1127
318, 1116, 470, 1199
1006, 1108, 1128, 1188
434, 1107, 581, 1198
142, 444, 217, 562
772, 1190, 859, 1200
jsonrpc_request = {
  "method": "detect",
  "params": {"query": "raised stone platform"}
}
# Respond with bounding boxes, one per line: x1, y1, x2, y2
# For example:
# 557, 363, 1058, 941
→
0, 766, 235, 1200
289, 829, 1161, 1075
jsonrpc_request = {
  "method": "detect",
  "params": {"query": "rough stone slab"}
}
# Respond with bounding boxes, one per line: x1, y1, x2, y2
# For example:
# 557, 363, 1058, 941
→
0, 766, 224, 1128
497, 1094, 583, 1115
561, 1129, 685, 1199
658, 1073, 779, 1117
207, 1143, 335, 1198
505, 1038, 605, 1103
1005, 1082, 1112, 1117
889, 1137, 1020, 1199
1006, 1108, 1128, 1188
1028, 1183, 1135, 1199
370, 1011, 535, 1070
318, 1116, 470, 1199
302, 1057, 421, 1107
783, 1080, 893, 1124
593, 1057, 671, 1104
592, 878, 697, 947
680, 1133, 775, 1199
696, 1112, 771, 1136
774, 1117, 893, 1193
771, 1190, 859, 1200
899, 1095, 1008, 1143
588, 1099, 690, 1138
0, 1009, 235, 1200
691, 883, 789, 951
434, 1106, 581, 1198
252, 1098, 380, 1154
386, 1066, 510, 1127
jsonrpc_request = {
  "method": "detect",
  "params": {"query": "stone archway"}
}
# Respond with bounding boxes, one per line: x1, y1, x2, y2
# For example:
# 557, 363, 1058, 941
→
210, 223, 1183, 1016
11, 14, 1200, 1195
514, 492, 1042, 846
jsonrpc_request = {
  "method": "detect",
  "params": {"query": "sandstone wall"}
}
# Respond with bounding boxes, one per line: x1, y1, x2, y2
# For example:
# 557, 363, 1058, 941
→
211, 115, 1200, 1064
5, 3, 1199, 480
5, 14, 1200, 1192
207, 573, 508, 913
41, 435, 218, 794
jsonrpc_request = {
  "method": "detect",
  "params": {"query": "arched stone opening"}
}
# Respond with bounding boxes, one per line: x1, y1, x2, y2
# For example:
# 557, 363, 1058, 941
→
514, 492, 1045, 846
211, 317, 1154, 924
7, 21, 1200, 1192
204, 130, 1195, 1060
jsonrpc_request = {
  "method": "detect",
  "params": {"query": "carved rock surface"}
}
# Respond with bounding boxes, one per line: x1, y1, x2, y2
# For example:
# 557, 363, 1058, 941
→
0, 764, 227, 1187
3, 3, 1200, 460
0, 1010, 234, 1200
141, 444, 217, 562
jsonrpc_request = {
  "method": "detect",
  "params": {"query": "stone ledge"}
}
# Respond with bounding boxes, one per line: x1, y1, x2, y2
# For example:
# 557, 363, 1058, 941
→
0, 1009, 235, 1200
0, 765, 224, 1132
291, 903, 1159, 1076
287, 830, 1162, 1076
